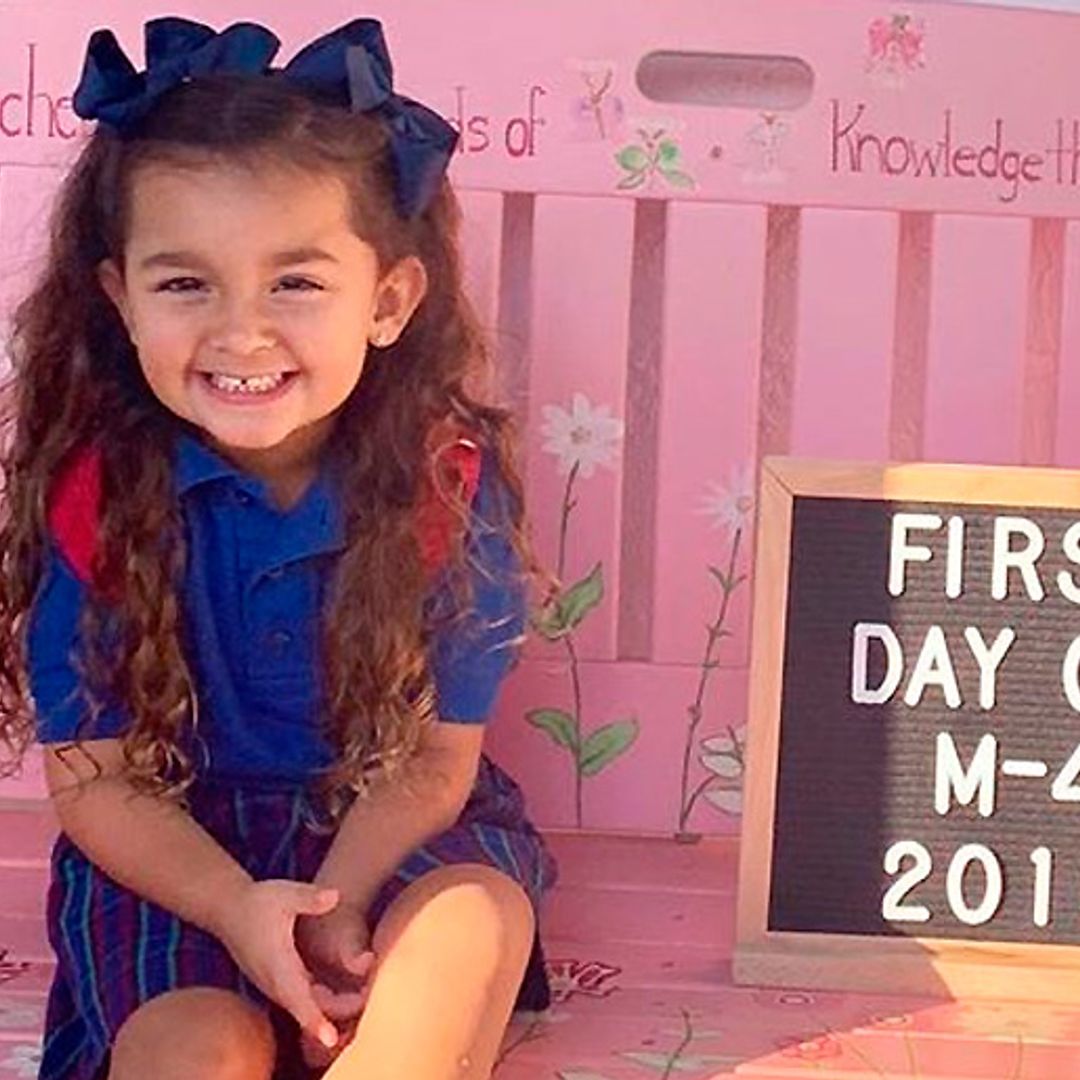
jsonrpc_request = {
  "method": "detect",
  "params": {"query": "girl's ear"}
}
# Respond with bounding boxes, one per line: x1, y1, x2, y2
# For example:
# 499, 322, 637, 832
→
369, 255, 428, 348
97, 259, 136, 340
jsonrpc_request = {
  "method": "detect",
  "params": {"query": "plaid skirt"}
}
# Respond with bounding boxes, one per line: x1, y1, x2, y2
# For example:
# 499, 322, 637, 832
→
38, 755, 558, 1080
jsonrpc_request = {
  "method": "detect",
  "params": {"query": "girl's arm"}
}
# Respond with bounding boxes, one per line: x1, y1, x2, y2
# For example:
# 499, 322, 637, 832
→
44, 738, 253, 935
311, 720, 485, 911
45, 738, 344, 1049
312, 449, 526, 911
31, 546, 256, 936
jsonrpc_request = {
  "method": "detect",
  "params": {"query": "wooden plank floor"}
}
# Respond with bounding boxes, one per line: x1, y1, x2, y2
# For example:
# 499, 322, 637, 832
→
3, 806, 1080, 1078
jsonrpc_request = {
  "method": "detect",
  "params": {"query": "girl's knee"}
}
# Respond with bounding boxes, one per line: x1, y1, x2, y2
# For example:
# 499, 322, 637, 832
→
110, 987, 275, 1080
376, 864, 535, 970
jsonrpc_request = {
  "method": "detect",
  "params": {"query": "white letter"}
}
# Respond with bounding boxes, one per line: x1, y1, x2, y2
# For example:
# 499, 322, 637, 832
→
889, 513, 942, 597
992, 517, 1045, 601
1031, 847, 1053, 928
963, 626, 1016, 710
935, 732, 997, 817
946, 516, 965, 599
1058, 522, 1080, 605
905, 626, 962, 708
882, 841, 932, 923
1051, 743, 1080, 801
1063, 636, 1080, 713
851, 623, 903, 704
946, 844, 1003, 927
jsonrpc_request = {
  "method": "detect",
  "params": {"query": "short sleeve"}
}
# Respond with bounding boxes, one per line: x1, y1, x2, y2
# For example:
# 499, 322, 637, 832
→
426, 453, 527, 723
27, 544, 130, 743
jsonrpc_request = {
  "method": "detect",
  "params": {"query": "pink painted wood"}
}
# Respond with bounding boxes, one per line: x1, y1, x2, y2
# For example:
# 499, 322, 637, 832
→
455, 189, 505, 397
922, 216, 1030, 465
6, 809, 1080, 1078
789, 209, 897, 463
1055, 222, 1080, 467
524, 195, 634, 661
651, 203, 765, 668
2, 0, 1080, 840
487, 658, 749, 834
0, 165, 61, 333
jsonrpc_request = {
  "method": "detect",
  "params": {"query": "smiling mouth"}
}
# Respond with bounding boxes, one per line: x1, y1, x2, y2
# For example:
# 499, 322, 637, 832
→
199, 371, 298, 395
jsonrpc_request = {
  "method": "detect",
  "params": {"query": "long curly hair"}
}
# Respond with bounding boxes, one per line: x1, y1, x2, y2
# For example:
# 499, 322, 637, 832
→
0, 73, 543, 821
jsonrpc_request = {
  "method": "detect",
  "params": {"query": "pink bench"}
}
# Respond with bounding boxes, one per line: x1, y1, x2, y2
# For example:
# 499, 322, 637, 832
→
5, 0, 1080, 1075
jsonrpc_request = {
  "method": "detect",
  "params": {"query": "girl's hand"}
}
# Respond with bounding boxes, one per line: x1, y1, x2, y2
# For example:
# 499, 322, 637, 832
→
299, 979, 374, 1069
295, 898, 374, 990
215, 879, 343, 1052
295, 899, 376, 1067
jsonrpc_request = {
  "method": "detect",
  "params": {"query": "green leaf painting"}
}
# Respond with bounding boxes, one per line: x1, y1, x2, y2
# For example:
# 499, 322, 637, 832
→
532, 395, 637, 827
614, 128, 696, 193
527, 708, 579, 751
579, 720, 639, 777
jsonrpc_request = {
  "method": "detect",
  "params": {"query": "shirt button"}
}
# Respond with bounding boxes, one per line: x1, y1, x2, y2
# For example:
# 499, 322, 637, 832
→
266, 567, 285, 580
234, 490, 253, 507
266, 629, 293, 652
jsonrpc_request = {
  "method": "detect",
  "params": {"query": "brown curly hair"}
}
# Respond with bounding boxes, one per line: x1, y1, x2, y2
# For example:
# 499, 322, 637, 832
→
0, 73, 543, 822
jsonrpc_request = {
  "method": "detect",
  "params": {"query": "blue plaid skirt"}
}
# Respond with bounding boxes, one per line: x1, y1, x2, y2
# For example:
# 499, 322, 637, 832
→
39, 755, 557, 1080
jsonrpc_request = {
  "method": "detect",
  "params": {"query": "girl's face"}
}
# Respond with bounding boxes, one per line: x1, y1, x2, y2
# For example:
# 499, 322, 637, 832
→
99, 161, 427, 483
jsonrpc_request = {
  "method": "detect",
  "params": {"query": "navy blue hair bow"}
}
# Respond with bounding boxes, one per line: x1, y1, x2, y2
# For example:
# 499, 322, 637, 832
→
72, 17, 459, 218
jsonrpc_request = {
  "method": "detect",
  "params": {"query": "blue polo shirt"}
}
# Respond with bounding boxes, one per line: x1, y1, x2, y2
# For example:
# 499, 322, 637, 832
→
27, 434, 526, 782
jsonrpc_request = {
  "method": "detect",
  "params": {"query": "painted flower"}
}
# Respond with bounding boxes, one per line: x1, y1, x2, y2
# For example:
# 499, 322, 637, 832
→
703, 785, 742, 815
700, 730, 743, 779
510, 1007, 573, 1026
949, 1001, 1076, 1041
0, 1001, 42, 1030
540, 393, 624, 479
868, 14, 925, 69
740, 115, 790, 182
566, 59, 626, 142
866, 14, 926, 85
545, 957, 621, 1003
615, 119, 694, 192
753, 989, 817, 1009
698, 465, 754, 536
865, 1012, 915, 1030
0, 949, 30, 987
776, 1033, 844, 1061
1, 1042, 42, 1079
698, 731, 746, 817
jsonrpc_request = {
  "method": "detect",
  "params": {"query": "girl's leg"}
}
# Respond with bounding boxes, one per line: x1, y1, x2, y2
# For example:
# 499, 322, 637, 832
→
324, 863, 535, 1080
108, 986, 276, 1080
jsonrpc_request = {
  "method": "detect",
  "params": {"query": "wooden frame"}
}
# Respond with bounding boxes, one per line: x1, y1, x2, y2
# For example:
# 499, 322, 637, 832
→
734, 456, 1080, 1003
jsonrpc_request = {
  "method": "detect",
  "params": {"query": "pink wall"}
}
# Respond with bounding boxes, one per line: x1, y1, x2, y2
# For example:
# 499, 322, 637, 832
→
2, 1, 1079, 836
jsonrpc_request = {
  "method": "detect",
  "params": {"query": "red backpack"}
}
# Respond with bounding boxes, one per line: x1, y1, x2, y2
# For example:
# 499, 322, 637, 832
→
46, 429, 481, 591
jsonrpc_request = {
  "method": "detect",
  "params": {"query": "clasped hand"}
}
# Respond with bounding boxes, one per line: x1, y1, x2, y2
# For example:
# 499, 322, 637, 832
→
215, 879, 375, 1066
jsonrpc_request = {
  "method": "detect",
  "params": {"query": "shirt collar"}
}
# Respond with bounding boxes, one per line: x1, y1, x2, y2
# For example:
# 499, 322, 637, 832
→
173, 433, 346, 560
174, 433, 242, 495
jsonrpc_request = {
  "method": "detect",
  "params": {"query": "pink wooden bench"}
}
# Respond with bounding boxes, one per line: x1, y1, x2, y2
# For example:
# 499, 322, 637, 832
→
6, 1, 1080, 1076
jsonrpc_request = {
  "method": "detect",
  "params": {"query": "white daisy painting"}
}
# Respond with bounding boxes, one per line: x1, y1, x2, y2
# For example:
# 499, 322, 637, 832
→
540, 392, 624, 479
677, 465, 755, 836
698, 464, 755, 537
1, 1042, 42, 1079
529, 392, 637, 827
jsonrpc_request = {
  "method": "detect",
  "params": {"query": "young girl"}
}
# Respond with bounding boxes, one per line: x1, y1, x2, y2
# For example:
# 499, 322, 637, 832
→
0, 16, 557, 1080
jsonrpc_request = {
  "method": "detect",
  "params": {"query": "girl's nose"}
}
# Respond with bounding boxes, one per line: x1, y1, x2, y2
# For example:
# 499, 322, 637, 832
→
206, 300, 278, 359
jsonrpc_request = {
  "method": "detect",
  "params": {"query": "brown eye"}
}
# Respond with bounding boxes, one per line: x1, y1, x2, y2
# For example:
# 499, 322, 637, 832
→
276, 276, 322, 292
154, 277, 205, 293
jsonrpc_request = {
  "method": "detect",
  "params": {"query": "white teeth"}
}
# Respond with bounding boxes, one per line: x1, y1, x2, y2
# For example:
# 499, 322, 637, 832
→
207, 372, 287, 394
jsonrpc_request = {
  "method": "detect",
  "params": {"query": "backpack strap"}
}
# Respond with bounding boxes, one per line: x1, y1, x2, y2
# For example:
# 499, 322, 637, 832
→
46, 445, 104, 588
413, 429, 483, 573
47, 432, 483, 591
